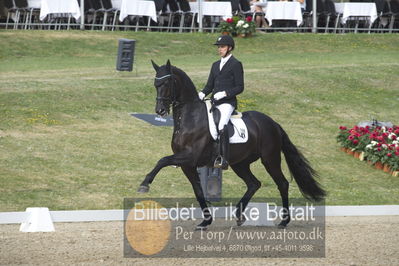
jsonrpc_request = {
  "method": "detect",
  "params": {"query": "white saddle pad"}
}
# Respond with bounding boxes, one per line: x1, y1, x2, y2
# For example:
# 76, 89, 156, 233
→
205, 100, 248, 144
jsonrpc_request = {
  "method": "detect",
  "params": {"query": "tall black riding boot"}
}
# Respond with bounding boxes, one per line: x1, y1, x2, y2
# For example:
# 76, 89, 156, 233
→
214, 126, 229, 170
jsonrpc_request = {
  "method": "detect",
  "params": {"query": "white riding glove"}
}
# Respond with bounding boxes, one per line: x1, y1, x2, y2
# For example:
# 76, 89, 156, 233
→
198, 92, 206, 100
213, 91, 227, 101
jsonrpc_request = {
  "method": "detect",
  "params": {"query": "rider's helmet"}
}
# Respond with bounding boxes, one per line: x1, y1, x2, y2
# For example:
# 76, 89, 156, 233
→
213, 35, 235, 50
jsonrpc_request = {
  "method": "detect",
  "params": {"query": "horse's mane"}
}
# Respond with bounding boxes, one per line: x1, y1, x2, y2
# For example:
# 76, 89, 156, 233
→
172, 66, 197, 94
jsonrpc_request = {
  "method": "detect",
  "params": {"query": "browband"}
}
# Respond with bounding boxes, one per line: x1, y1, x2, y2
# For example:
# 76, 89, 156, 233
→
155, 74, 172, 80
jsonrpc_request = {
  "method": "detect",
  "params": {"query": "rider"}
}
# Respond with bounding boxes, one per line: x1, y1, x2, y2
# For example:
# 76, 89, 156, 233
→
198, 35, 244, 170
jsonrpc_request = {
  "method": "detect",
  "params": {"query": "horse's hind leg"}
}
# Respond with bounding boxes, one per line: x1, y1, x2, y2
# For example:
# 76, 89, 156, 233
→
230, 162, 261, 226
181, 166, 213, 230
261, 153, 290, 228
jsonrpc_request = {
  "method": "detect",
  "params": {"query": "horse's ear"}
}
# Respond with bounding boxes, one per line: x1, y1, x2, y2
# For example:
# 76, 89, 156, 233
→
151, 60, 160, 72
166, 59, 171, 73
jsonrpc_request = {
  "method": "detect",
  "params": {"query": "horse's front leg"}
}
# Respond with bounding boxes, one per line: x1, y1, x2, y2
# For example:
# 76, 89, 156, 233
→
137, 152, 190, 193
181, 166, 213, 230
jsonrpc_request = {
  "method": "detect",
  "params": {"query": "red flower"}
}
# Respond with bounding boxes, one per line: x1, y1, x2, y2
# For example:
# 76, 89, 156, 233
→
392, 135, 397, 140
353, 140, 359, 145
226, 18, 233, 23
339, 126, 347, 130
395, 151, 399, 156
395, 129, 399, 134
387, 153, 392, 157
246, 16, 252, 22
377, 147, 382, 152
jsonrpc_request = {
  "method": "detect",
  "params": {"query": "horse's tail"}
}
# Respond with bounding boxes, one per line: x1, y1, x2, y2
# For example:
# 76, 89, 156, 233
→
280, 126, 326, 202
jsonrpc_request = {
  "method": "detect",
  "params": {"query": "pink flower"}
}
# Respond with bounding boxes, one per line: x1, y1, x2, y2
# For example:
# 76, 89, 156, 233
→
339, 126, 347, 130
392, 135, 397, 140
226, 18, 233, 23
395, 151, 399, 156
387, 153, 392, 157
377, 147, 382, 152
353, 140, 359, 145
246, 16, 252, 22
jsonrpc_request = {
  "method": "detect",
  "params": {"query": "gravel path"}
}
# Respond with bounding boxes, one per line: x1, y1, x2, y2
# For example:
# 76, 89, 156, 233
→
1, 216, 398, 265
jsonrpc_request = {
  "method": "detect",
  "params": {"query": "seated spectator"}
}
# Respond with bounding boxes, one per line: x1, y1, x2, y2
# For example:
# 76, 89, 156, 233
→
153, 0, 166, 12
250, 0, 268, 28
295, 0, 306, 13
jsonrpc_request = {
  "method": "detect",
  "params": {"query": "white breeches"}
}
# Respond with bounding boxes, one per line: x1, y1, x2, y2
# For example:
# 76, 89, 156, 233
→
216, 103, 234, 131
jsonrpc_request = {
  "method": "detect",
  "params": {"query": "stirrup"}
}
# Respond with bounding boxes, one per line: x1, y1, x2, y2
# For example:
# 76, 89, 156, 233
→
214, 155, 228, 170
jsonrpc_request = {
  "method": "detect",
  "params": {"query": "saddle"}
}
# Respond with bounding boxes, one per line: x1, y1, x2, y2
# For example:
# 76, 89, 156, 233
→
205, 100, 248, 144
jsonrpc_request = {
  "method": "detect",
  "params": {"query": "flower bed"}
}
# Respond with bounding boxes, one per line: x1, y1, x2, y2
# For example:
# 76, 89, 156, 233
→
337, 124, 399, 176
218, 16, 256, 37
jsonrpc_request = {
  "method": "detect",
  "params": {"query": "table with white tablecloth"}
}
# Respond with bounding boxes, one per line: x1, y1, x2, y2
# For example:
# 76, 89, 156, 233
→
119, 0, 158, 22
27, 0, 41, 9
111, 0, 122, 10
334, 2, 378, 25
189, 2, 232, 23
39, 0, 81, 21
265, 1, 303, 27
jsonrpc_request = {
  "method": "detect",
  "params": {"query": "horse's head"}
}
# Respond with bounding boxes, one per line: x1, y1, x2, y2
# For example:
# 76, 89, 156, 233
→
151, 59, 175, 117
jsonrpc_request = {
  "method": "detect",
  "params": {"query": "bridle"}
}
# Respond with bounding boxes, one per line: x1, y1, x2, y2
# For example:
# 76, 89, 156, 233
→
154, 72, 178, 107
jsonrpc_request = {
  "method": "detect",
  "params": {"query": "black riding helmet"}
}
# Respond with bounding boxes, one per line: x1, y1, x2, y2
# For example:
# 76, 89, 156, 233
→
214, 35, 235, 50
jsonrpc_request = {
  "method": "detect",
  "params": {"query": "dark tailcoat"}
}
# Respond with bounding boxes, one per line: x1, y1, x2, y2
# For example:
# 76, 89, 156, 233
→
201, 56, 244, 109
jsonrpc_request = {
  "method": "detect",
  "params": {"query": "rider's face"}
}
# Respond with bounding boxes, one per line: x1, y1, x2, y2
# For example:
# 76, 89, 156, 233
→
218, 45, 229, 57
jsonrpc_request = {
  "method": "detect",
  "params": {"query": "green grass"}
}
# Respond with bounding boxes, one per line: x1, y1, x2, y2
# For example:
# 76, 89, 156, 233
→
0, 31, 399, 211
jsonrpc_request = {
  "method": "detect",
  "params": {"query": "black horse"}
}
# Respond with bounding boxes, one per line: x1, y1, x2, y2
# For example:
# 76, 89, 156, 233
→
138, 60, 326, 229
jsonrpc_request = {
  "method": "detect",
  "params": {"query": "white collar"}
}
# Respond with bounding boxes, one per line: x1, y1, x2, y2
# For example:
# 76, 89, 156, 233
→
221, 54, 232, 64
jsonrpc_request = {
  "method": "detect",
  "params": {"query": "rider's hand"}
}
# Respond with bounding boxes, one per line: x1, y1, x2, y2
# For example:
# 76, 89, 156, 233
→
198, 92, 206, 100
214, 91, 227, 101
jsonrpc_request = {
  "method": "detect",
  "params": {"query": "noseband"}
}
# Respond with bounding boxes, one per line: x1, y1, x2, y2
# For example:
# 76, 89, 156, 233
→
155, 73, 178, 106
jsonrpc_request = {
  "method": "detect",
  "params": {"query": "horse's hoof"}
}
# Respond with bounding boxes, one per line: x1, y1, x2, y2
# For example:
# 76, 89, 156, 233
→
278, 216, 290, 228
195, 225, 208, 231
236, 216, 246, 226
137, 185, 149, 193
277, 221, 288, 229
